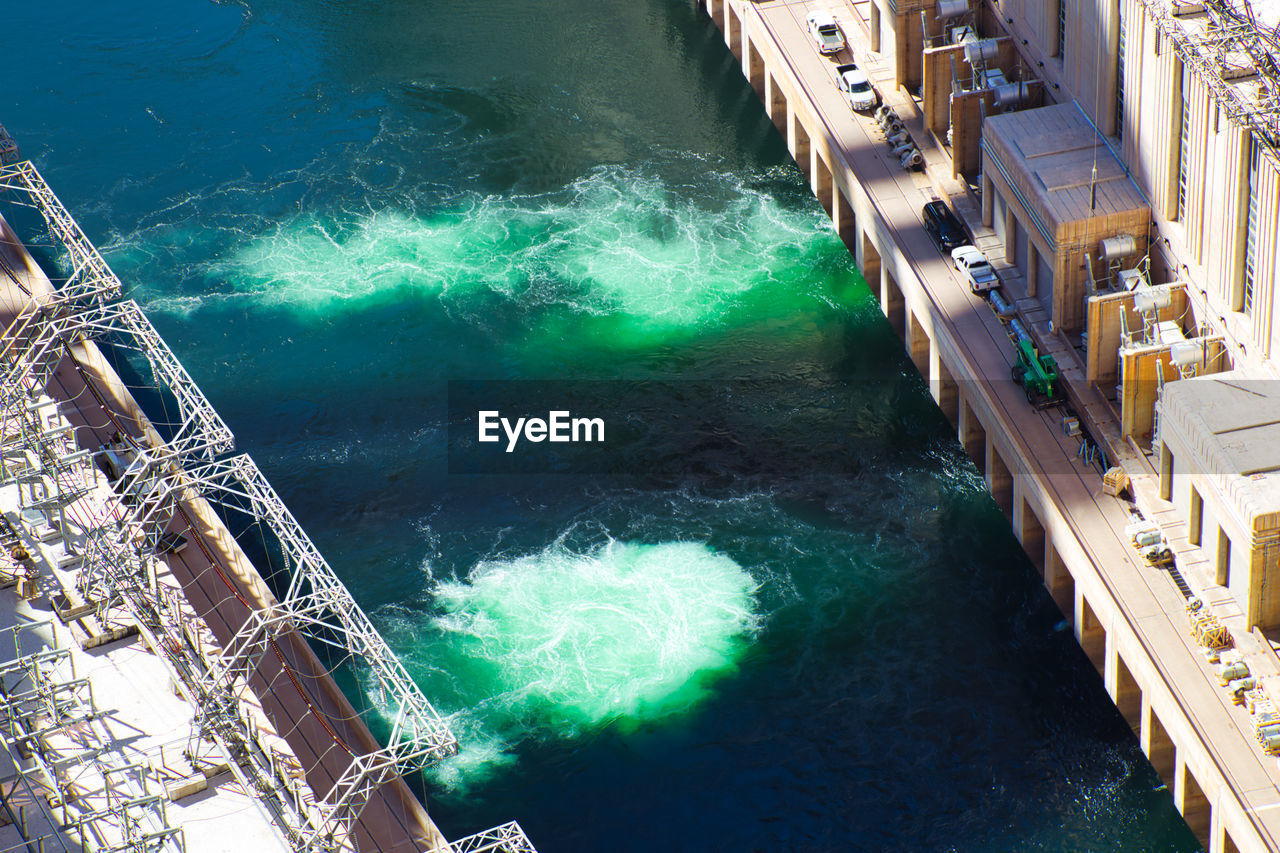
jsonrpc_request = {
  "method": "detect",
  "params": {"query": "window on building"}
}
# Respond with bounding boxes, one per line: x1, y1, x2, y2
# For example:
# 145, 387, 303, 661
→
1177, 63, 1188, 221
1115, 5, 1126, 140
1217, 526, 1232, 587
1189, 486, 1203, 545
1056, 0, 1066, 58
1244, 133, 1260, 315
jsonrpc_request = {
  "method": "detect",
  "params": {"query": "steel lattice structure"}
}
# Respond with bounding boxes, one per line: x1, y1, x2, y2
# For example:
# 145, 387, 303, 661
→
1136, 0, 1280, 164
0, 125, 18, 164
446, 822, 539, 853
115, 453, 457, 764
0, 161, 122, 306
0, 299, 233, 462
81, 452, 458, 851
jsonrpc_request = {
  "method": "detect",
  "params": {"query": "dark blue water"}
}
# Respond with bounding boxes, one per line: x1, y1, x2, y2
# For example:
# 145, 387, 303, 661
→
6, 1, 1196, 849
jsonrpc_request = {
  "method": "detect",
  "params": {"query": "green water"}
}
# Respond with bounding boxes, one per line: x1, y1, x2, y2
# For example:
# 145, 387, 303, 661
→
386, 538, 759, 791
3, 0, 1201, 847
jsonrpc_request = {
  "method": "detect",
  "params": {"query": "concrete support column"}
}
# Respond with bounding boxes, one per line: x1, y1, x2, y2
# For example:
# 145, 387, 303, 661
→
834, 190, 857, 255
1045, 538, 1073, 616
726, 3, 741, 58
1076, 594, 1106, 673
1107, 645, 1142, 735
930, 347, 959, 424
981, 174, 994, 227
881, 267, 905, 338
766, 73, 787, 134
986, 438, 1013, 517
1175, 757, 1212, 850
1004, 205, 1017, 265
908, 311, 930, 376
1212, 810, 1244, 853
1141, 700, 1176, 783
861, 233, 881, 284
1016, 497, 1045, 572
1027, 241, 1039, 297
813, 154, 833, 216
957, 395, 985, 473
869, 2, 881, 52
790, 111, 811, 180
746, 38, 766, 98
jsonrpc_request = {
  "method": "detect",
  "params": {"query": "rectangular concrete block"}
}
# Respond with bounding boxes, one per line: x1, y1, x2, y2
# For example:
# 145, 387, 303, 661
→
166, 773, 209, 802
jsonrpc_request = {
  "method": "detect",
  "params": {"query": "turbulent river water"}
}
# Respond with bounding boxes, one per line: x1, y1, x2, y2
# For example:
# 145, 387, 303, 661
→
7, 0, 1199, 849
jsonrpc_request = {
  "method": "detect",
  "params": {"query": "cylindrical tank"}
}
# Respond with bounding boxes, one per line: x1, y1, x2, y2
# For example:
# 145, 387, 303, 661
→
1170, 340, 1205, 369
990, 291, 1014, 315
937, 0, 969, 18
1010, 318, 1031, 344
1132, 529, 1163, 548
1218, 661, 1249, 683
1133, 286, 1173, 313
993, 81, 1030, 109
1100, 235, 1138, 261
963, 39, 999, 65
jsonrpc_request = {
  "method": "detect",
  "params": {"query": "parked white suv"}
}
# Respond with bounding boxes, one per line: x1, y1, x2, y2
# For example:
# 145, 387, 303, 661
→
836, 64, 877, 111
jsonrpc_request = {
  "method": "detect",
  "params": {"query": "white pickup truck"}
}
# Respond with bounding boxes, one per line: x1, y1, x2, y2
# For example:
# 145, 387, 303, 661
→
835, 64, 877, 111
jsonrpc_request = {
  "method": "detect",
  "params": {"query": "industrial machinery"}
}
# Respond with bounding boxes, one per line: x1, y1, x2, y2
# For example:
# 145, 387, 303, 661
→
1008, 320, 1062, 408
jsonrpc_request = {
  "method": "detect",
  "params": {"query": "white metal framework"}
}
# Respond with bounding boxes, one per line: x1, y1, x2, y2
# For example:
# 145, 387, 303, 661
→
0, 137, 534, 853
0, 623, 185, 853
447, 822, 539, 853
0, 125, 17, 164
81, 452, 458, 851
0, 299, 232, 462
0, 161, 122, 306
120, 453, 457, 764
1139, 0, 1280, 163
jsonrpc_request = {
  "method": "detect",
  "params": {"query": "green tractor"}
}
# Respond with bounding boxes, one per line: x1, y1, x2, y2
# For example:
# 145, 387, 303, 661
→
1010, 338, 1062, 409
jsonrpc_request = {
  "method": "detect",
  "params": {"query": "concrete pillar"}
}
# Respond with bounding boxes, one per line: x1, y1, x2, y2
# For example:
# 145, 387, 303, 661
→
881, 267, 905, 338
981, 174, 994, 227
709, 0, 724, 29
1004, 205, 1018, 265
1217, 821, 1243, 853
746, 38, 766, 98
958, 395, 986, 474
835, 190, 857, 255
813, 154, 834, 216
1017, 497, 1046, 573
790, 111, 811, 181
726, 3, 741, 59
1175, 758, 1212, 850
870, 2, 881, 52
861, 232, 881, 284
1142, 701, 1176, 783
766, 73, 787, 134
1027, 241, 1039, 297
908, 310, 930, 375
986, 438, 1013, 518
1045, 539, 1074, 617
1108, 648, 1142, 736
930, 347, 959, 424
1076, 594, 1106, 673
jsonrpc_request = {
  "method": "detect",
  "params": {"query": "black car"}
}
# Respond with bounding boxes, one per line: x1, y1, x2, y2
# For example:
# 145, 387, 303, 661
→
922, 201, 969, 253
